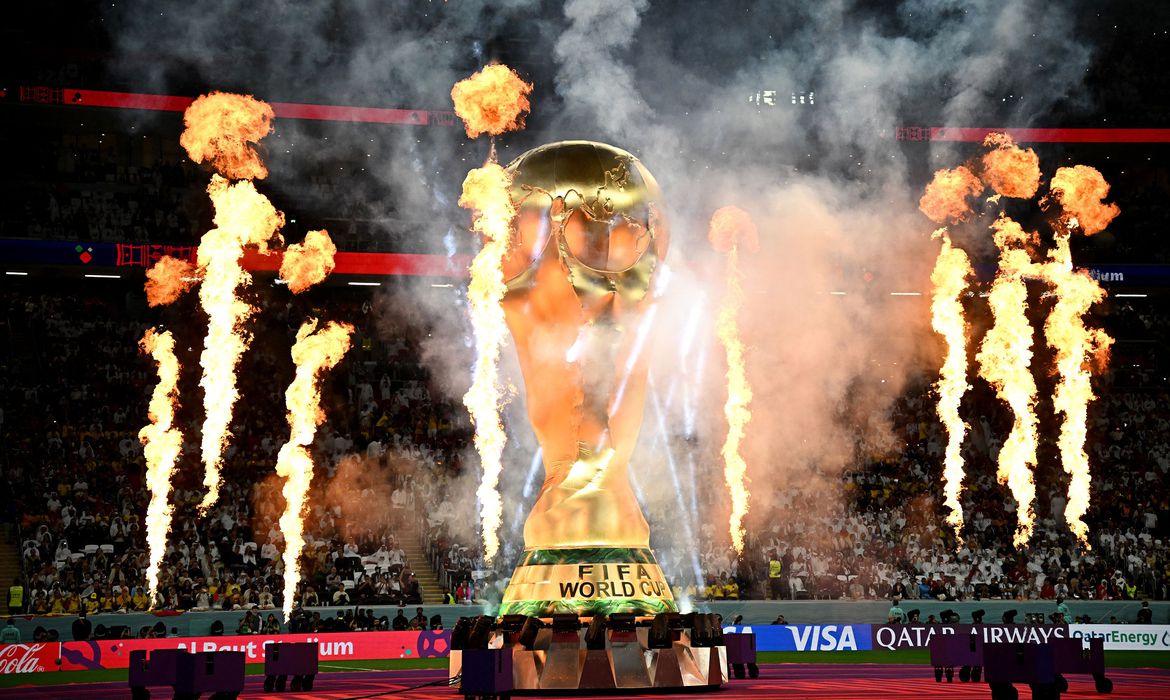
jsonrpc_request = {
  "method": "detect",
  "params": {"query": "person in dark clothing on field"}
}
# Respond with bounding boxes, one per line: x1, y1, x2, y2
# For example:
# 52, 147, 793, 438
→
392, 607, 409, 631
72, 611, 92, 641
1136, 600, 1153, 624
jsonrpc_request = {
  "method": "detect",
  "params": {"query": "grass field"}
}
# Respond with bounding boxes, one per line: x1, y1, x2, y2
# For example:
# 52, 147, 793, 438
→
1, 650, 1167, 689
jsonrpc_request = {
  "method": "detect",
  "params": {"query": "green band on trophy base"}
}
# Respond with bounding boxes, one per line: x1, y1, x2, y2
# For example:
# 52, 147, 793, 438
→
500, 547, 678, 617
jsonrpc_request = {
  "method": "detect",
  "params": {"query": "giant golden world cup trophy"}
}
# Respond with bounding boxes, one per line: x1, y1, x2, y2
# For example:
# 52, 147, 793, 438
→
497, 141, 678, 618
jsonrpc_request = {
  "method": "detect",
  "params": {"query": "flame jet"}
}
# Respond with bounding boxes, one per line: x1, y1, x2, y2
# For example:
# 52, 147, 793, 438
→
1038, 231, 1113, 546
458, 163, 515, 565
708, 206, 758, 554
138, 329, 183, 605
976, 215, 1040, 548
1038, 166, 1119, 546
195, 176, 284, 513
276, 320, 353, 619
451, 64, 531, 565
929, 229, 974, 543
180, 91, 283, 514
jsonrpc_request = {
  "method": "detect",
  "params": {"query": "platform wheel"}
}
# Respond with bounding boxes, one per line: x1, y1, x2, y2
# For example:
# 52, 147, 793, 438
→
1028, 682, 1060, 700
1094, 674, 1113, 694
303, 674, 315, 691
959, 665, 971, 683
290, 674, 303, 691
1055, 673, 1068, 693
748, 663, 759, 679
275, 674, 287, 692
263, 675, 275, 692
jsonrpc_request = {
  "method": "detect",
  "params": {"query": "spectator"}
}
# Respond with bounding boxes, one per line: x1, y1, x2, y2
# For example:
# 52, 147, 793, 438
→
72, 611, 92, 641
7, 578, 23, 615
0, 618, 20, 644
392, 607, 409, 631
1136, 600, 1153, 624
888, 598, 908, 624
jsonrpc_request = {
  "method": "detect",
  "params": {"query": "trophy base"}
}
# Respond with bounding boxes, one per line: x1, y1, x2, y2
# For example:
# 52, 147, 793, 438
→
451, 628, 727, 694
499, 547, 678, 618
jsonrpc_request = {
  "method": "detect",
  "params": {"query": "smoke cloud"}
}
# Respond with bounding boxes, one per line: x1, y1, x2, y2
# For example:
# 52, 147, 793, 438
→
101, 0, 1099, 589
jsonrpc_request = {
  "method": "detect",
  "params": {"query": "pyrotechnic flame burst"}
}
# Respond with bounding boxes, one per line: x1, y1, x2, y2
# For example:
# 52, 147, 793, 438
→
1049, 165, 1121, 236
708, 206, 757, 553
280, 229, 338, 294
919, 166, 984, 224
925, 139, 1119, 551
1039, 230, 1113, 546
459, 161, 515, 565
451, 64, 529, 565
276, 320, 353, 619
981, 133, 1041, 199
138, 329, 183, 606
929, 229, 974, 543
195, 175, 285, 513
451, 64, 533, 139
145, 255, 198, 307
976, 215, 1040, 548
180, 92, 275, 180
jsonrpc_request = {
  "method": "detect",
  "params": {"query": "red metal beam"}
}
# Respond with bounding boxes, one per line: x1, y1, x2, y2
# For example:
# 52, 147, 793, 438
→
897, 126, 1170, 143
21, 86, 456, 127
240, 249, 469, 277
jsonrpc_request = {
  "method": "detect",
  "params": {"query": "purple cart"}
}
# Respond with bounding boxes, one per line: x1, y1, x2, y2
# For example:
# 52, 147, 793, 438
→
263, 642, 319, 692
983, 642, 1058, 700
461, 648, 514, 700
1052, 636, 1112, 694
724, 632, 759, 679
174, 650, 246, 700
128, 649, 188, 700
928, 631, 984, 683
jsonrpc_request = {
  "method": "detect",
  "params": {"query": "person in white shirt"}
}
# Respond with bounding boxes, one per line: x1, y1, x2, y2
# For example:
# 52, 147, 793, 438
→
388, 544, 406, 568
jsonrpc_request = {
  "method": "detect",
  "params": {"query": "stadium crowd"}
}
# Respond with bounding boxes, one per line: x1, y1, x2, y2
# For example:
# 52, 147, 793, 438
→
691, 303, 1170, 602
0, 286, 480, 621
4, 281, 1167, 622
2, 108, 1168, 619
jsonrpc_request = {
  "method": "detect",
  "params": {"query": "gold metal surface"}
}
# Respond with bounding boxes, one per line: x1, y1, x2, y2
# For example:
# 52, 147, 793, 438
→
501, 140, 668, 550
501, 563, 674, 605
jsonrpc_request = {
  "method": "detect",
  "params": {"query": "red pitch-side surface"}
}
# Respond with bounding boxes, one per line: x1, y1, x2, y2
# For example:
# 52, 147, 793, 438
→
2, 664, 1167, 700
